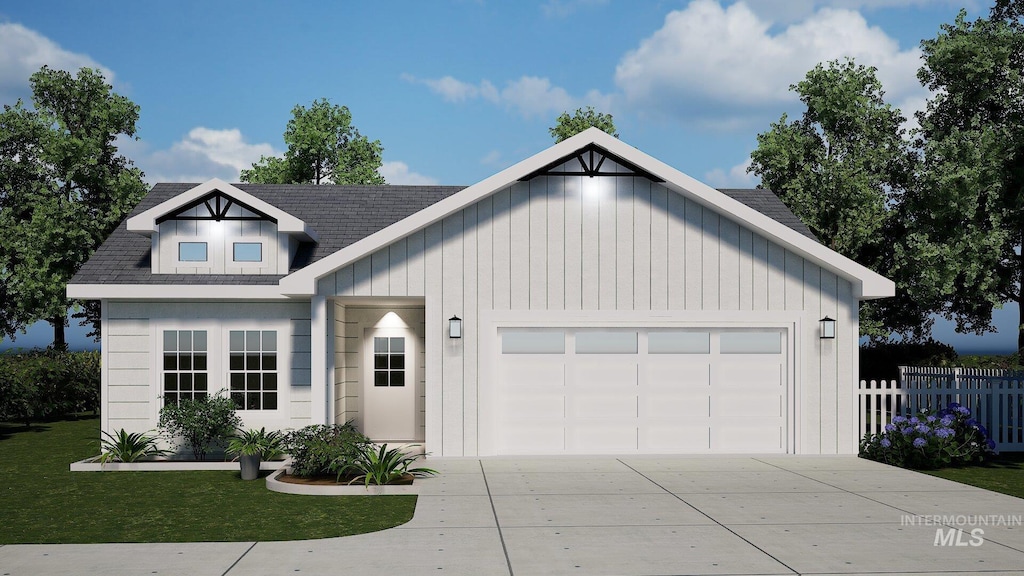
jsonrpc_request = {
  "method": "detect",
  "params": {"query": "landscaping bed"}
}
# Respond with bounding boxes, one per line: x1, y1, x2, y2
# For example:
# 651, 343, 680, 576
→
0, 416, 416, 544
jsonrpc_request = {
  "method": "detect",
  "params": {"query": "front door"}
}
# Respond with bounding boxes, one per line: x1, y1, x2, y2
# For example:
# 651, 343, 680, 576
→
362, 327, 416, 441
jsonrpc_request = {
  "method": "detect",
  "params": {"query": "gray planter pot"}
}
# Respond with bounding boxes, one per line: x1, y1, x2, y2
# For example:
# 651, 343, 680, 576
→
239, 454, 261, 480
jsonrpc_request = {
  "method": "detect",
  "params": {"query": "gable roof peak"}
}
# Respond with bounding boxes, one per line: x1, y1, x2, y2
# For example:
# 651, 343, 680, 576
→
126, 179, 318, 242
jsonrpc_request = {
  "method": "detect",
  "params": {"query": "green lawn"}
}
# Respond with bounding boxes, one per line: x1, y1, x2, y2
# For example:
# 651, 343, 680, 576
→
0, 417, 416, 544
921, 453, 1024, 499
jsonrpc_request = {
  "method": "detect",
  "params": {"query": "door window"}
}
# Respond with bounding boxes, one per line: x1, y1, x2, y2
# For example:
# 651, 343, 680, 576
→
374, 337, 405, 387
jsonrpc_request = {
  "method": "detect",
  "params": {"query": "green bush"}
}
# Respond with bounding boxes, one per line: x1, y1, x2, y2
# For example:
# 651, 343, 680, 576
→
859, 403, 996, 469
158, 393, 241, 461
338, 444, 437, 486
859, 339, 957, 382
281, 423, 372, 477
0, 350, 100, 425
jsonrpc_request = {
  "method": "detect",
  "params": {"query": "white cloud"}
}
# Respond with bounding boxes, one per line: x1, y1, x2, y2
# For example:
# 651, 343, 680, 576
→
542, 0, 609, 18
404, 73, 612, 119
123, 128, 278, 184
614, 0, 925, 127
704, 157, 758, 187
0, 22, 114, 105
379, 161, 439, 185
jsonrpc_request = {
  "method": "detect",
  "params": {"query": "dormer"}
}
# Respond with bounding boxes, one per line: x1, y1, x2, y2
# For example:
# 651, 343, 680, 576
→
127, 179, 318, 275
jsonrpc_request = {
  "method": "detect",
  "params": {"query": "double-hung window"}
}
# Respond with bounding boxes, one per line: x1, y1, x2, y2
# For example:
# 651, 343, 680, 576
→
162, 330, 208, 404
229, 330, 278, 410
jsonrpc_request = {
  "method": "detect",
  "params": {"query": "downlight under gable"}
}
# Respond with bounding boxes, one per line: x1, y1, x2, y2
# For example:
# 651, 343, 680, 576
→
279, 128, 894, 300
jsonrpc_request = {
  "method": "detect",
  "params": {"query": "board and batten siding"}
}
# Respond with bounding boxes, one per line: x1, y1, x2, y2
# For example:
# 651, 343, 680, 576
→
154, 218, 290, 274
321, 175, 858, 456
103, 300, 313, 437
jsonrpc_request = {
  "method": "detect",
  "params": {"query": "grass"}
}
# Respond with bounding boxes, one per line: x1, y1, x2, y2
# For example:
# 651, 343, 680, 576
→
920, 453, 1024, 499
0, 416, 417, 544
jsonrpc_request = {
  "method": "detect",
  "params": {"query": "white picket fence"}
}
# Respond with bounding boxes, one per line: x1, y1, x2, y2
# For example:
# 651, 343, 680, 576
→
859, 366, 1024, 451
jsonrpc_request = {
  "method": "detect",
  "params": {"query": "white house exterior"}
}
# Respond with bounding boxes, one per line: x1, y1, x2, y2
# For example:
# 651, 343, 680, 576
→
68, 128, 894, 456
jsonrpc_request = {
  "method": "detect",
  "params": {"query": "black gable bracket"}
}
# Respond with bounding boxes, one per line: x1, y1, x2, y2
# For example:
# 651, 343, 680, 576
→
519, 143, 665, 182
156, 191, 277, 224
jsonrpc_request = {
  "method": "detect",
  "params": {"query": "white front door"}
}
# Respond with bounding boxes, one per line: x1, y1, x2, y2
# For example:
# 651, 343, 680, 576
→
362, 327, 416, 441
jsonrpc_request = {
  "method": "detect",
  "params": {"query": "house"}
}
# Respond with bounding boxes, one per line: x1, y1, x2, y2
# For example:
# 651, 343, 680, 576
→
67, 128, 894, 456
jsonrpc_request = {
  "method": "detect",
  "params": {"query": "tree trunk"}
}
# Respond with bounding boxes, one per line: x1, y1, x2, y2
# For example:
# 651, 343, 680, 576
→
50, 316, 66, 350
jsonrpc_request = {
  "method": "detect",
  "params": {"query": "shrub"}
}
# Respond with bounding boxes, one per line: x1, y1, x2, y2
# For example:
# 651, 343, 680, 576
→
0, 350, 100, 425
859, 402, 997, 469
98, 429, 169, 464
280, 422, 372, 477
338, 444, 437, 486
859, 339, 958, 382
227, 427, 283, 460
158, 393, 241, 461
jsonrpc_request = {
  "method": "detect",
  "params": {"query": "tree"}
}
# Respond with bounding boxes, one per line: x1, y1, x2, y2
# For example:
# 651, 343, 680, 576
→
747, 59, 923, 339
907, 6, 1024, 350
241, 98, 385, 185
0, 66, 147, 348
549, 106, 618, 142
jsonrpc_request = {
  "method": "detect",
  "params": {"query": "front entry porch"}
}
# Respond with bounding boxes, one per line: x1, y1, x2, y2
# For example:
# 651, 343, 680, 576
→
331, 299, 426, 443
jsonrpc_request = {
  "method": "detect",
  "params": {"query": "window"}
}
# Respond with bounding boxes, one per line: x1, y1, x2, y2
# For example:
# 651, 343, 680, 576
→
720, 332, 782, 354
178, 242, 208, 262
229, 330, 277, 410
648, 331, 710, 354
374, 337, 405, 387
501, 331, 565, 354
576, 331, 638, 354
162, 330, 208, 404
233, 242, 262, 262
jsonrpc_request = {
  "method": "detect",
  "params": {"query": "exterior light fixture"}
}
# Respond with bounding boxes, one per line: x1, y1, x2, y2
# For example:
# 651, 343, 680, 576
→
448, 315, 462, 339
819, 316, 836, 339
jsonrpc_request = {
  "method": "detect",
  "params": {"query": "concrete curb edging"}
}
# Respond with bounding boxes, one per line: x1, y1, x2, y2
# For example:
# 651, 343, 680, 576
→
70, 457, 287, 472
265, 468, 421, 495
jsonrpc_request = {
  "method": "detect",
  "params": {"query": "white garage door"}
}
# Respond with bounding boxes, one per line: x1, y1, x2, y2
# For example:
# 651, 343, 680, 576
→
495, 328, 788, 454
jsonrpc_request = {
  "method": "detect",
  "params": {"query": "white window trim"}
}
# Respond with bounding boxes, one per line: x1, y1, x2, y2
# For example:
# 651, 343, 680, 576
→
150, 319, 290, 429
176, 241, 210, 264
229, 237, 270, 269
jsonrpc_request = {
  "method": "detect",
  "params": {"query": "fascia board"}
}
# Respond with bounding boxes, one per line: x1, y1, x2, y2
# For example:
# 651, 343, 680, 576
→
126, 179, 318, 242
67, 283, 291, 300
590, 135, 895, 299
280, 127, 895, 299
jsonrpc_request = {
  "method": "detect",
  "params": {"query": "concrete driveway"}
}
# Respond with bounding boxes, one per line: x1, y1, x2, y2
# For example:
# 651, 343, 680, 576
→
3, 456, 1024, 575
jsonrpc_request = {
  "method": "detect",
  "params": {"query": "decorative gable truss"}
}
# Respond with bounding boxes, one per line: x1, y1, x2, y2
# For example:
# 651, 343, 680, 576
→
127, 179, 318, 275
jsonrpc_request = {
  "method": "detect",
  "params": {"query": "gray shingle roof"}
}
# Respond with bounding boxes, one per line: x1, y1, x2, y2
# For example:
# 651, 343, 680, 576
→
71, 183, 815, 286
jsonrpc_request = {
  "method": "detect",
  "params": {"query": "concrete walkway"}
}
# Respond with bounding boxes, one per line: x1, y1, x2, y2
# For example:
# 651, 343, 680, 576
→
3, 456, 1024, 575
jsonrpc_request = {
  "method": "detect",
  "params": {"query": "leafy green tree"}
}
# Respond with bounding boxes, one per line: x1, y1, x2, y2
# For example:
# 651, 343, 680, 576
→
907, 6, 1024, 350
0, 66, 147, 348
748, 59, 922, 339
241, 98, 385, 185
549, 106, 618, 142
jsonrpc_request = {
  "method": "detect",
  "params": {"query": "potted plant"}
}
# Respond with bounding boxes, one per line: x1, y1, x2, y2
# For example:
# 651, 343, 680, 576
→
227, 427, 282, 480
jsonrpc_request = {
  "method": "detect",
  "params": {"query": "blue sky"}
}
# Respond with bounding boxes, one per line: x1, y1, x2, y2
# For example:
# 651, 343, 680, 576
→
1, 0, 1015, 353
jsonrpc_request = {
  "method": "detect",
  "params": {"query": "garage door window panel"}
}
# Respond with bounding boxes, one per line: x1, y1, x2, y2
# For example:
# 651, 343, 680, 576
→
501, 331, 565, 354
575, 331, 637, 354
648, 331, 710, 354
720, 332, 782, 354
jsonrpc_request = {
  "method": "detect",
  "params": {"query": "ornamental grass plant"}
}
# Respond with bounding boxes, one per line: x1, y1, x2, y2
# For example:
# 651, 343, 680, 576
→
860, 402, 997, 469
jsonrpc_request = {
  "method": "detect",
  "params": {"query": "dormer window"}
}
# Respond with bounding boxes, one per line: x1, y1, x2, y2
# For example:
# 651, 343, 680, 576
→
178, 242, 208, 262
233, 242, 263, 262
128, 180, 318, 276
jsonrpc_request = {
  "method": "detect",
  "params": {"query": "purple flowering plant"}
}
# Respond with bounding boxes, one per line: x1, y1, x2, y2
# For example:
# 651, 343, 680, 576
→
859, 403, 996, 469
